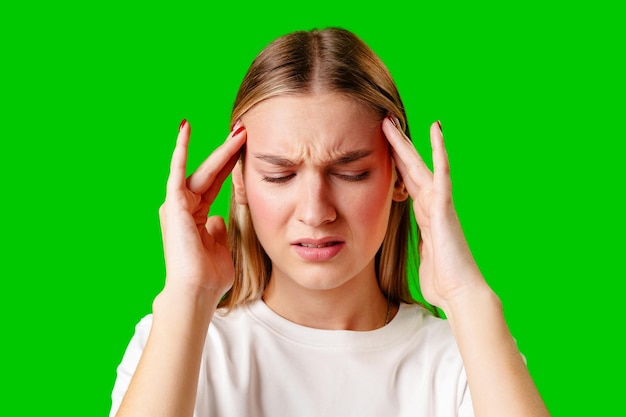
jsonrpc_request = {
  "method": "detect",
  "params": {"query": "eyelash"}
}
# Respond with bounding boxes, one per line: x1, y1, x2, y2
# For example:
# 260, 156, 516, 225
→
261, 172, 370, 184
261, 174, 295, 184
336, 172, 370, 182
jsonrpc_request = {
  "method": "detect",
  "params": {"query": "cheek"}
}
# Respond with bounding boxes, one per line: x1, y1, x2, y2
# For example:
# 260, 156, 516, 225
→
244, 179, 286, 231
342, 173, 394, 224
351, 188, 392, 223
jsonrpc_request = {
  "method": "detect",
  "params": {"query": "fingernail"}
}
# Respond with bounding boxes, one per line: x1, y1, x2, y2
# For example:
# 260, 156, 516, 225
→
231, 119, 242, 131
233, 125, 245, 137
437, 120, 443, 134
179, 119, 187, 132
387, 115, 397, 127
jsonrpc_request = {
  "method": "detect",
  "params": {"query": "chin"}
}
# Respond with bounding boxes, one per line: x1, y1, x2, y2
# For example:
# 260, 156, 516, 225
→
278, 264, 367, 293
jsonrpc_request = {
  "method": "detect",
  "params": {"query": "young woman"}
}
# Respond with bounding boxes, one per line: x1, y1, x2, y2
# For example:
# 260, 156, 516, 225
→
111, 28, 550, 417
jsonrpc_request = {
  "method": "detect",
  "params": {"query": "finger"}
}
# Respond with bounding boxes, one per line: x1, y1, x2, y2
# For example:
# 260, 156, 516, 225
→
430, 121, 452, 195
201, 151, 241, 206
166, 119, 191, 193
187, 125, 247, 194
205, 216, 228, 247
382, 116, 426, 165
382, 117, 433, 195
198, 217, 227, 254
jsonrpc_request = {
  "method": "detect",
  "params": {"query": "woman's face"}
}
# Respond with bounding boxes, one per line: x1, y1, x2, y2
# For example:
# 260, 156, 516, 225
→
238, 93, 405, 292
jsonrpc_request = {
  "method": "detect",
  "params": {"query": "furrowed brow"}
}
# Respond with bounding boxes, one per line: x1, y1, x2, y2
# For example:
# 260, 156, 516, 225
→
253, 149, 373, 167
254, 154, 298, 167
331, 150, 373, 165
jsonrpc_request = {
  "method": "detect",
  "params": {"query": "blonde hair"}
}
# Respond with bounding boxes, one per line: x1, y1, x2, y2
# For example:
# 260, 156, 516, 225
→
221, 28, 422, 311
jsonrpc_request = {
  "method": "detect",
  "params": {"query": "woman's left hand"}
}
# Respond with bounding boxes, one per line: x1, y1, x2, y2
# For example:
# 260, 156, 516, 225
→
383, 118, 487, 313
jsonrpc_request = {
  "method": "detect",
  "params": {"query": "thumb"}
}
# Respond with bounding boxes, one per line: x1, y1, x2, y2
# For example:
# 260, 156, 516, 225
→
205, 216, 228, 247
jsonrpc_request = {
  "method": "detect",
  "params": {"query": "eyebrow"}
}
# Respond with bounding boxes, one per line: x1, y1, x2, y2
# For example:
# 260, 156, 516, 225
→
253, 149, 373, 167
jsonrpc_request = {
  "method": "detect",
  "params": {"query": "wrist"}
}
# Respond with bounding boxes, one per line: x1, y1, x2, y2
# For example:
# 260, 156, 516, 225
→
440, 282, 502, 326
152, 284, 223, 325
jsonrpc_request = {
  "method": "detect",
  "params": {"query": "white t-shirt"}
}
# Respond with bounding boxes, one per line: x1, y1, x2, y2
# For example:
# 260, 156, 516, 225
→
110, 300, 474, 417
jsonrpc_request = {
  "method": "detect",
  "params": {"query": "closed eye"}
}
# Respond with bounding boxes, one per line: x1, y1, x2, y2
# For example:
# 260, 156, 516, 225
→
261, 174, 295, 184
334, 171, 370, 181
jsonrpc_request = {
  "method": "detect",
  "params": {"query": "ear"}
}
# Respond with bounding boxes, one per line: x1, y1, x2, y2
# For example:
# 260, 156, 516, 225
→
232, 162, 248, 204
392, 168, 409, 202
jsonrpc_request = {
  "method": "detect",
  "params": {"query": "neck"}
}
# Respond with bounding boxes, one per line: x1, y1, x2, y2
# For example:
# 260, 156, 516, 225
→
262, 262, 392, 331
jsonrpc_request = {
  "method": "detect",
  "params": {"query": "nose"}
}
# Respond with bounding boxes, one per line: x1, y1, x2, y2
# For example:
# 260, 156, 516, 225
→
295, 174, 337, 227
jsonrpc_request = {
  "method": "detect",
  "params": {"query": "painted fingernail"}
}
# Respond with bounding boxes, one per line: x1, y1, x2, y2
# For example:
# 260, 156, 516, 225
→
231, 119, 241, 132
437, 120, 443, 134
387, 115, 397, 127
232, 125, 245, 137
179, 119, 187, 132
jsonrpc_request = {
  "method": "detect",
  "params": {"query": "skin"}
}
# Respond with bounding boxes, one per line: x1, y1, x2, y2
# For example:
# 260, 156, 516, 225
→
384, 117, 550, 417
115, 93, 550, 417
233, 94, 406, 330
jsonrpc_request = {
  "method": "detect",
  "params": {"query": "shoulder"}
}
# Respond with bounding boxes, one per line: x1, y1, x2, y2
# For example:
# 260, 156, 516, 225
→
116, 314, 153, 354
395, 304, 472, 412
135, 314, 153, 332
396, 303, 455, 343
392, 304, 465, 369
128, 314, 153, 348
110, 315, 154, 416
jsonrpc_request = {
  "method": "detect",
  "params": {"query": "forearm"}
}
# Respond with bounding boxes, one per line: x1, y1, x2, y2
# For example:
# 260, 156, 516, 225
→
445, 284, 550, 417
115, 285, 220, 417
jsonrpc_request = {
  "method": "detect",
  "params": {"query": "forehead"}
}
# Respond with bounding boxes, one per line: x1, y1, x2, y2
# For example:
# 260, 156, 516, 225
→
241, 94, 384, 162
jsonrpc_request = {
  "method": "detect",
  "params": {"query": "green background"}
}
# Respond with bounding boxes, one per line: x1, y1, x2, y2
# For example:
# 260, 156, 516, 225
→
1, 0, 623, 415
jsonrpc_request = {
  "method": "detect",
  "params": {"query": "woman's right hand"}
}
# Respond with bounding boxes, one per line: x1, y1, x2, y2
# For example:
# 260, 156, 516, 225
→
158, 120, 246, 299
115, 120, 246, 417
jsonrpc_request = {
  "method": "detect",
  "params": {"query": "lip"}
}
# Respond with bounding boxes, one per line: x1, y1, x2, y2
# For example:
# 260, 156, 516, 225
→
291, 237, 345, 262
